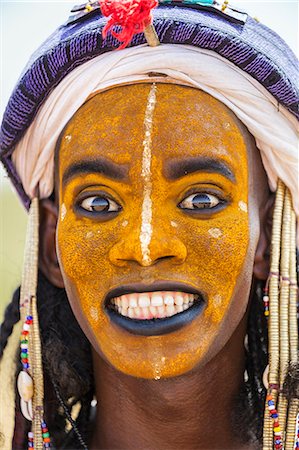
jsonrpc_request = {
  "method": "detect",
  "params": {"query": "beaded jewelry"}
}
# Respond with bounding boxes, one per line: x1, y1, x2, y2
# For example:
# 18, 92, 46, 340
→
1, 2, 297, 448
17, 198, 51, 449
264, 285, 270, 318
263, 181, 299, 450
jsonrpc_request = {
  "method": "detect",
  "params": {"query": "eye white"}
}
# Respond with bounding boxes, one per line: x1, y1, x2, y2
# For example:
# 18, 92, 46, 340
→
179, 193, 220, 210
80, 196, 120, 212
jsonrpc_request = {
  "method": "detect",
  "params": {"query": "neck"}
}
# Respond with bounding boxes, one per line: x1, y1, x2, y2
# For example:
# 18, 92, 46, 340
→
91, 318, 253, 450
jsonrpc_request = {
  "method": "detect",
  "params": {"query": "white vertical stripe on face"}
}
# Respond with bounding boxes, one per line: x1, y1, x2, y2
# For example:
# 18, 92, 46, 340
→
140, 84, 157, 265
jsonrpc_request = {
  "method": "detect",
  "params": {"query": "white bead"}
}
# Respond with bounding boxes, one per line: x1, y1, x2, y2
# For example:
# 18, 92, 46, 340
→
28, 432, 34, 439
20, 398, 33, 421
23, 323, 30, 331
268, 405, 275, 410
17, 370, 33, 402
20, 343, 28, 349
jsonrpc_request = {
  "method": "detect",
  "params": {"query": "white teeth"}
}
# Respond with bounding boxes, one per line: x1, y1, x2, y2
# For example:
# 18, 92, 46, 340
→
138, 294, 151, 307
135, 307, 141, 319
121, 295, 129, 309
150, 306, 157, 316
166, 305, 175, 316
128, 294, 138, 308
110, 291, 198, 320
151, 293, 163, 306
141, 307, 150, 319
164, 294, 174, 306
174, 293, 184, 306
157, 306, 165, 316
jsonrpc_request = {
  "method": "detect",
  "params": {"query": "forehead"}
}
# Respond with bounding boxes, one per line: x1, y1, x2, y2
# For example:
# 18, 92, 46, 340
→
58, 83, 249, 175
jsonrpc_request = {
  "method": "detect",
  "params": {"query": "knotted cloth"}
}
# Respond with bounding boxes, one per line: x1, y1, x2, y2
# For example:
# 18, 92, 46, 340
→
12, 45, 298, 218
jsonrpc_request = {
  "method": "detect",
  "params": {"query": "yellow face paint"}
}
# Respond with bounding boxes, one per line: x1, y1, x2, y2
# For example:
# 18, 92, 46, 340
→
57, 83, 260, 379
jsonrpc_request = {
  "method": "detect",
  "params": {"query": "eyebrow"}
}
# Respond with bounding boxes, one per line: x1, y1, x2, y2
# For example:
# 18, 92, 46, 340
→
165, 157, 236, 182
62, 158, 128, 186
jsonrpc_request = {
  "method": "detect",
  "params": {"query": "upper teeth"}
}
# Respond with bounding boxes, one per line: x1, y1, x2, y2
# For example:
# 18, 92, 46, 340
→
110, 291, 197, 320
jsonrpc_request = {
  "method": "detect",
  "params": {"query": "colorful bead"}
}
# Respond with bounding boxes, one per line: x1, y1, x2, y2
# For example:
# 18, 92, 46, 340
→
41, 419, 51, 446
26, 418, 51, 448
267, 393, 283, 449
263, 291, 269, 317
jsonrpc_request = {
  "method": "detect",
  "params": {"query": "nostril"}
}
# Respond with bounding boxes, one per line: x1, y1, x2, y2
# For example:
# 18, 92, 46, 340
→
156, 255, 175, 262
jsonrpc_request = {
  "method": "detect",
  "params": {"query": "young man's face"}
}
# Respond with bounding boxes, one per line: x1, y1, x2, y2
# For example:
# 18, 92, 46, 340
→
56, 83, 263, 378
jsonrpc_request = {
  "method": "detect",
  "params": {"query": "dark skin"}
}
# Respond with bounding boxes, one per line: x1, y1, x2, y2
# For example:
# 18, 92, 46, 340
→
39, 85, 272, 449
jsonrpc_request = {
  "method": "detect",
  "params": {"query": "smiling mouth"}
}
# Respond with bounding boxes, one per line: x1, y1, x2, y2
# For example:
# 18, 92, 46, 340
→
109, 291, 199, 319
105, 284, 205, 336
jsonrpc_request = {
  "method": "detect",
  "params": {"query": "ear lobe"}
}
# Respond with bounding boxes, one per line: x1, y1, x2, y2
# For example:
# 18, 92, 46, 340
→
39, 199, 65, 288
253, 194, 274, 281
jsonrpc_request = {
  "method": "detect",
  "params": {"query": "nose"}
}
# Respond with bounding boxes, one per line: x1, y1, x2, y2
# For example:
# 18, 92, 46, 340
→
109, 223, 187, 267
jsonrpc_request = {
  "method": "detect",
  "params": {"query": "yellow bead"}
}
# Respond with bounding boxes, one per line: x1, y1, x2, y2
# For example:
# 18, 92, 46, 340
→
274, 426, 280, 432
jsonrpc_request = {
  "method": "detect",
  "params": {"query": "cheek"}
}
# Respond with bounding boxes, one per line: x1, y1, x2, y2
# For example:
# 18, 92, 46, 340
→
56, 215, 116, 285
180, 209, 250, 318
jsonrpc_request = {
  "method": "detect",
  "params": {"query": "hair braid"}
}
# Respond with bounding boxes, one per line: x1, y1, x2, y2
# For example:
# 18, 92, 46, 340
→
0, 286, 20, 358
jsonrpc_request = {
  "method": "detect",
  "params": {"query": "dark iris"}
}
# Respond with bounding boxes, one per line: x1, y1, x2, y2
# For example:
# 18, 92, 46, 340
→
90, 197, 110, 212
192, 194, 213, 209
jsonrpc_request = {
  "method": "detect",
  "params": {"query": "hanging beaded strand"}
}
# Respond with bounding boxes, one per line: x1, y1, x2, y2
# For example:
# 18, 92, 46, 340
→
285, 204, 299, 450
18, 198, 51, 449
263, 278, 270, 318
263, 180, 285, 449
263, 180, 298, 449
295, 413, 299, 448
277, 188, 292, 437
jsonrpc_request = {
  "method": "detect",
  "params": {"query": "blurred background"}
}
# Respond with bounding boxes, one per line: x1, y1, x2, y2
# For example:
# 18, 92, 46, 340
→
0, 0, 298, 319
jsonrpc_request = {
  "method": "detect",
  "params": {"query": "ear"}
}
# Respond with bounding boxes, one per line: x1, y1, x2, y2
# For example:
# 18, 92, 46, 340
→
253, 193, 275, 280
39, 199, 65, 288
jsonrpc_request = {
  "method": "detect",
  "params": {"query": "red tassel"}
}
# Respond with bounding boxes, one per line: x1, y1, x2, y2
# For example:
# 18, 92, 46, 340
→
99, 0, 158, 49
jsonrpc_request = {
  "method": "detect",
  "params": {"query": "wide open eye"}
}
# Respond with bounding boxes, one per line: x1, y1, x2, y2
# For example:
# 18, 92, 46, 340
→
178, 192, 221, 210
80, 196, 121, 213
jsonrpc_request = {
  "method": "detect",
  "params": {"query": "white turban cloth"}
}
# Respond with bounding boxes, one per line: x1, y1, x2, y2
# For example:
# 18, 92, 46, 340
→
13, 44, 298, 217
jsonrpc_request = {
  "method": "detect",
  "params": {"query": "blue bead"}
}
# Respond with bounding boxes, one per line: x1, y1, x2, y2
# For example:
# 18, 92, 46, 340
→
268, 400, 274, 405
272, 413, 278, 418
28, 443, 34, 448
41, 422, 47, 428
26, 315, 33, 320
23, 363, 29, 369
